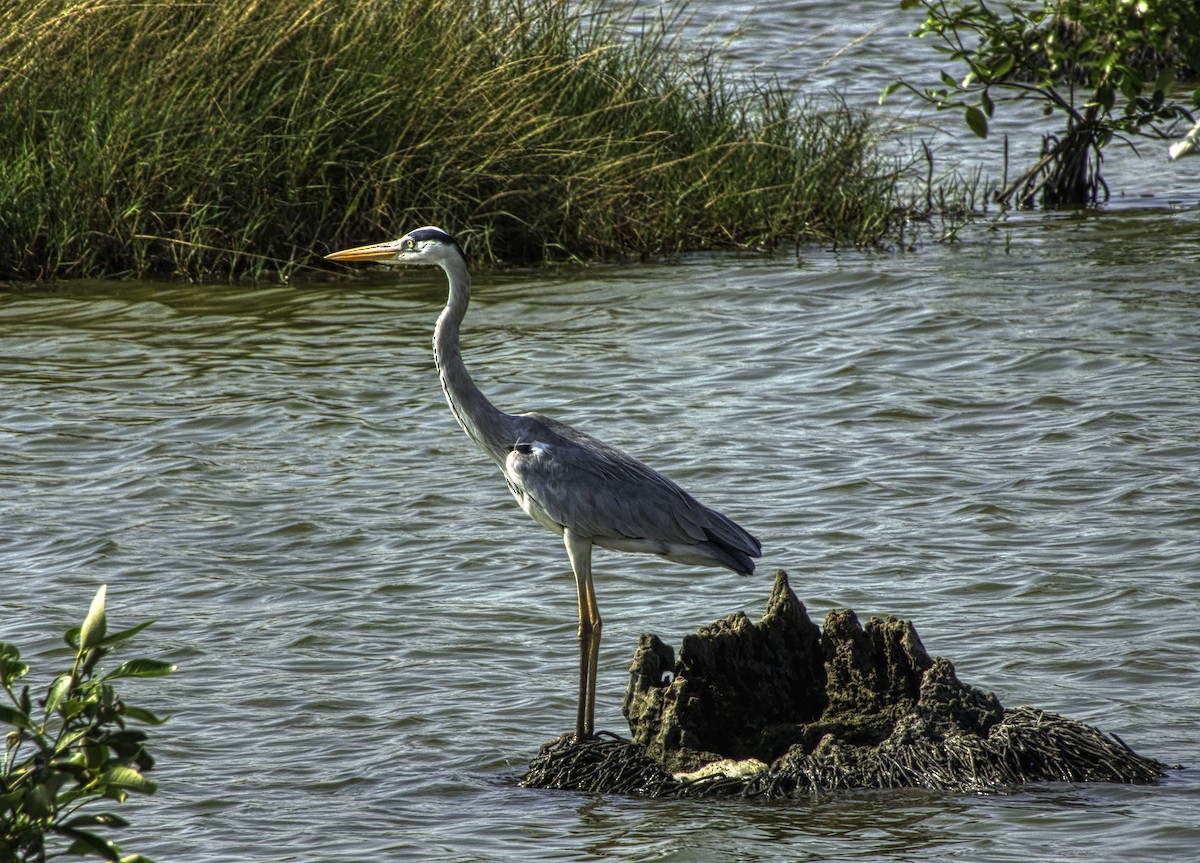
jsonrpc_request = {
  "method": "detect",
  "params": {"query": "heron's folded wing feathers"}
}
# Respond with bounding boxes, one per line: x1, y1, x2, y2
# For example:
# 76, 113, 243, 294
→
511, 413, 760, 564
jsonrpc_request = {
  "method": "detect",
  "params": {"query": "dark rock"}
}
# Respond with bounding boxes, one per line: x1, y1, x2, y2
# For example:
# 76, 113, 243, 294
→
816, 609, 933, 747
523, 569, 1167, 796
917, 655, 1004, 735
623, 570, 824, 772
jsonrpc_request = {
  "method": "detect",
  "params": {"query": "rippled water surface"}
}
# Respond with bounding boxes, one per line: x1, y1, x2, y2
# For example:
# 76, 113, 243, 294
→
5, 3, 1200, 862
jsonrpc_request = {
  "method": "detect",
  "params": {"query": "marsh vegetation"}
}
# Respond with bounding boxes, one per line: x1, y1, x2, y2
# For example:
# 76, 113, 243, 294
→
0, 0, 967, 281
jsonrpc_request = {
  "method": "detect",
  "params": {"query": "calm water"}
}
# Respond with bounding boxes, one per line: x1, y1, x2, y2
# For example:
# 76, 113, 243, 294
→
4, 3, 1200, 862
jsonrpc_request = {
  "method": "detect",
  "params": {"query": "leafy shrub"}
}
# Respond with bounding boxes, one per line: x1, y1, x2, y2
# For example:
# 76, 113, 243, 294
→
1, 586, 174, 863
887, 0, 1200, 206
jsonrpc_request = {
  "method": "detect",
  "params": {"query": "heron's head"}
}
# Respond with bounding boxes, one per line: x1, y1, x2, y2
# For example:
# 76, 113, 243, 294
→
325, 226, 465, 268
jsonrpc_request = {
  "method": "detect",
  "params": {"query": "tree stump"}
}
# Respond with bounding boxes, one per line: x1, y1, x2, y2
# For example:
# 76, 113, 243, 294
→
521, 570, 1167, 796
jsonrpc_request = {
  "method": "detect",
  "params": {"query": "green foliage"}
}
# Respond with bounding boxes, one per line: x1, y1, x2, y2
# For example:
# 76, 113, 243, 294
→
0, 0, 926, 280
1, 586, 174, 863
886, 0, 1200, 206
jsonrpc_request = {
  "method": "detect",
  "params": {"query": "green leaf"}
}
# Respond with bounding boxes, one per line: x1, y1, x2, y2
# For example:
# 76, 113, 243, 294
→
64, 813, 131, 829
24, 777, 68, 825
1119, 74, 1140, 101
0, 642, 27, 684
0, 702, 32, 730
880, 80, 904, 103
45, 674, 75, 715
25, 780, 57, 819
98, 620, 155, 648
104, 729, 150, 763
101, 765, 158, 795
58, 726, 92, 751
59, 696, 89, 721
104, 659, 176, 681
56, 824, 124, 861
1, 652, 29, 688
965, 105, 989, 138
80, 585, 108, 652
122, 704, 170, 726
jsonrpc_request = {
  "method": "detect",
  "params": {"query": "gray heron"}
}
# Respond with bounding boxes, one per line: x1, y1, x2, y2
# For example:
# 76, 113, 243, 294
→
325, 226, 761, 739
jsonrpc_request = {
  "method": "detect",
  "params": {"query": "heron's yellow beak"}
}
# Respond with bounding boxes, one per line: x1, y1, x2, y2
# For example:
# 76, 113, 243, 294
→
324, 240, 402, 262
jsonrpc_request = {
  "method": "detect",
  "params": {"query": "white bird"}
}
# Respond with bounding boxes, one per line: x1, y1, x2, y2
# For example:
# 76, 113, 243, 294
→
325, 227, 761, 738
1168, 116, 1200, 160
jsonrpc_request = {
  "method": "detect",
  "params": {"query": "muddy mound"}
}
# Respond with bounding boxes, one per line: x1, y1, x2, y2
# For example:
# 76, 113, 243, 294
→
521, 571, 1165, 796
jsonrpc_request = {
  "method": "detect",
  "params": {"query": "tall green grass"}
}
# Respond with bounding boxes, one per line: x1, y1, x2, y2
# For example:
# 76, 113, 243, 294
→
2, 0, 917, 280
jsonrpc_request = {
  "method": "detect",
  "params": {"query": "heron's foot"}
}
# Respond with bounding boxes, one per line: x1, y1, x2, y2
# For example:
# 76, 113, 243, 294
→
539, 731, 593, 751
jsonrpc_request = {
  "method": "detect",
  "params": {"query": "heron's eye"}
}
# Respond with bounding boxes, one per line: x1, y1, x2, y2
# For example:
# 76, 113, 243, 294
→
404, 239, 416, 250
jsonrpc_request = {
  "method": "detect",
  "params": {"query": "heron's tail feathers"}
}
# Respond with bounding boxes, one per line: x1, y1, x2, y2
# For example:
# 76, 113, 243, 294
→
702, 522, 762, 576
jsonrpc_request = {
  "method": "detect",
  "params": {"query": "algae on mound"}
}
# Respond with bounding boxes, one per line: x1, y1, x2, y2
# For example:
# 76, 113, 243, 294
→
522, 571, 1166, 796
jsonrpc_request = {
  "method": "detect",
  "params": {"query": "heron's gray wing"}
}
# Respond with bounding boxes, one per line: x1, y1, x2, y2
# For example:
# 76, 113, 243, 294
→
508, 413, 760, 572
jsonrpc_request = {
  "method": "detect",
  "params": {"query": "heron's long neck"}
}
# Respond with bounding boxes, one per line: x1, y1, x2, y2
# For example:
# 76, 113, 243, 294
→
433, 255, 512, 465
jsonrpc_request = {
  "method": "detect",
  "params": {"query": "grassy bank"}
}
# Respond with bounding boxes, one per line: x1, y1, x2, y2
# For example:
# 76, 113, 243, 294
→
3, 0, 921, 280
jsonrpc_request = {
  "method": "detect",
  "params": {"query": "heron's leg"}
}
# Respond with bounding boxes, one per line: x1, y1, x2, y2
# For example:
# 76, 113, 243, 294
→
564, 530, 601, 739
583, 621, 600, 737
